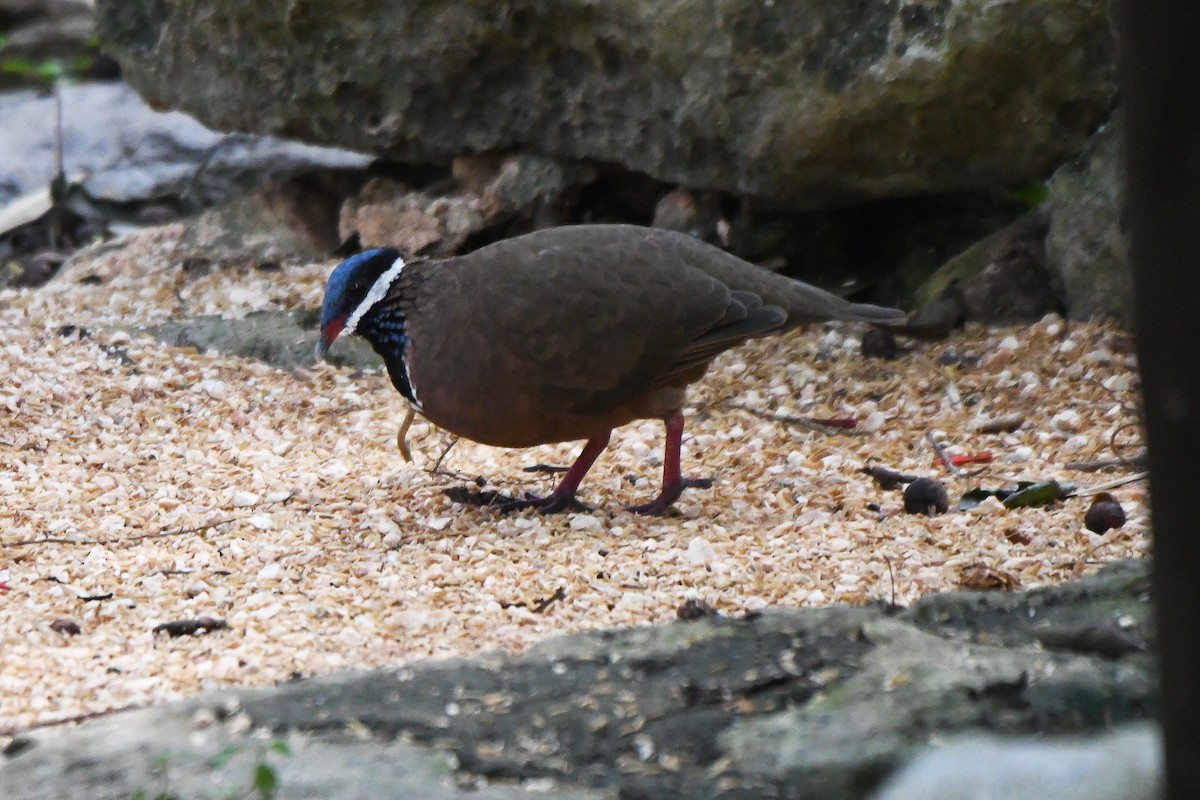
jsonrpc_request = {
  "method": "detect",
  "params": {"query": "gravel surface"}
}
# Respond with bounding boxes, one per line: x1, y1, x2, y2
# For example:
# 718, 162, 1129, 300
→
0, 227, 1148, 734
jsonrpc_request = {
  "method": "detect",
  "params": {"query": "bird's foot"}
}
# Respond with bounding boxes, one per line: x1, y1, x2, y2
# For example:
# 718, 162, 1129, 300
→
496, 490, 593, 515
627, 477, 714, 516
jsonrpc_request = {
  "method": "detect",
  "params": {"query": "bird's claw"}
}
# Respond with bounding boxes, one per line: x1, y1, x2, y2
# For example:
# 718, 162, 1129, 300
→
627, 477, 714, 516
495, 491, 592, 515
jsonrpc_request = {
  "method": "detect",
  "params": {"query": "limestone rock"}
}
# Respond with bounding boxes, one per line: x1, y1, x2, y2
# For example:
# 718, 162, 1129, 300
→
95, 0, 1117, 210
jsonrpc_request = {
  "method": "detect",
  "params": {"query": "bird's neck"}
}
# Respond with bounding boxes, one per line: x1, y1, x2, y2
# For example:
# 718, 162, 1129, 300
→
357, 305, 418, 406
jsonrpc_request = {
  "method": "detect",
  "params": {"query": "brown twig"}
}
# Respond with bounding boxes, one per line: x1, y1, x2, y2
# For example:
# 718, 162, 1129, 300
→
426, 436, 460, 476
532, 586, 567, 614
1072, 472, 1149, 497
925, 432, 967, 477
724, 402, 859, 435
4, 492, 297, 549
883, 555, 896, 608
1066, 458, 1145, 472
0, 702, 147, 738
4, 518, 237, 548
1109, 420, 1146, 467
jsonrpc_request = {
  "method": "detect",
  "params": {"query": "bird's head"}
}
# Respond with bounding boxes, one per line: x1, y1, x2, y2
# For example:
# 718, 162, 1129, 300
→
315, 247, 404, 360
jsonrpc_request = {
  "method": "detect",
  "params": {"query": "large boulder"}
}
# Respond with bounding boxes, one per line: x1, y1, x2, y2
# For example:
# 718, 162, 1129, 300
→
95, 0, 1117, 210
1045, 120, 1132, 325
0, 560, 1158, 800
0, 81, 371, 208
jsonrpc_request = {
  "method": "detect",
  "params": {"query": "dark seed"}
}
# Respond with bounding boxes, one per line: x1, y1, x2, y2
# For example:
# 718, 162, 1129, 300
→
903, 477, 949, 516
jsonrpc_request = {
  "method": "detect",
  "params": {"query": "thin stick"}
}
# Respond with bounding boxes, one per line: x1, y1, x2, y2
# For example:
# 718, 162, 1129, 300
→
4, 518, 237, 548
724, 402, 856, 435
428, 436, 459, 475
883, 555, 896, 607
0, 702, 146, 738
1073, 472, 1149, 497
925, 432, 967, 476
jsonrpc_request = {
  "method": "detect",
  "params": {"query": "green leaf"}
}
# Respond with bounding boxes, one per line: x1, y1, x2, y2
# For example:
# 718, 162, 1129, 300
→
957, 487, 1002, 511
1011, 180, 1049, 207
150, 752, 172, 774
35, 59, 64, 81
253, 762, 279, 800
1, 57, 34, 75
268, 738, 292, 757
210, 743, 243, 768
1002, 480, 1073, 509
959, 480, 1074, 510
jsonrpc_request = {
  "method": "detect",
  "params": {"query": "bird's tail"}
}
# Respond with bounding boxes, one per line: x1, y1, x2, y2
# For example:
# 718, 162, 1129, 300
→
833, 301, 908, 325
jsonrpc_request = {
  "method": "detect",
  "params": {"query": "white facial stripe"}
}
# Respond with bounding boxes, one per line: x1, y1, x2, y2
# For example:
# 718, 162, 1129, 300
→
406, 372, 423, 411
342, 254, 407, 336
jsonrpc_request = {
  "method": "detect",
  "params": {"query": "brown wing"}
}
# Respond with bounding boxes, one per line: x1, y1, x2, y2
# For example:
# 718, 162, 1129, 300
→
402, 227, 783, 445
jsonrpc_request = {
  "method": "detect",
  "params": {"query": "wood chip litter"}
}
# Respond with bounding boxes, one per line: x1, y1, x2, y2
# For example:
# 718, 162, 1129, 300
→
0, 236, 1149, 733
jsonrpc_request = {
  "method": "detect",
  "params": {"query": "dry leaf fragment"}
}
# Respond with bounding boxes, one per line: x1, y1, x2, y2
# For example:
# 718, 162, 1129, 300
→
957, 563, 1020, 591
152, 617, 229, 638
677, 598, 718, 620
971, 414, 1025, 434
49, 619, 81, 635
1003, 527, 1034, 545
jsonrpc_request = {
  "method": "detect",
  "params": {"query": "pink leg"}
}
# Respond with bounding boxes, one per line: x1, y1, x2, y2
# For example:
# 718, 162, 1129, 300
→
499, 432, 611, 514
628, 410, 714, 516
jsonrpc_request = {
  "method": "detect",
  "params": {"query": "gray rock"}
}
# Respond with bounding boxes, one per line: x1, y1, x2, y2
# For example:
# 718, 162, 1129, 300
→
0, 82, 371, 208
0, 560, 1157, 800
0, 698, 610, 800
906, 207, 1062, 327
721, 616, 1155, 797
176, 175, 354, 267
133, 310, 381, 373
1046, 120, 1132, 325
869, 724, 1162, 800
95, 0, 1117, 210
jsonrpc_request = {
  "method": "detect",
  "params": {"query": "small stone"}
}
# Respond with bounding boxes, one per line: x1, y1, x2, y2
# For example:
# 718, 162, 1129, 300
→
861, 327, 898, 360
970, 496, 1007, 515
1052, 409, 1082, 432
1102, 374, 1130, 392
191, 708, 217, 729
49, 619, 81, 636
677, 597, 718, 620
257, 563, 281, 580
683, 537, 715, 564
936, 347, 961, 366
231, 491, 259, 508
743, 596, 768, 612
568, 514, 602, 531
862, 410, 888, 433
1006, 446, 1035, 463
247, 514, 273, 530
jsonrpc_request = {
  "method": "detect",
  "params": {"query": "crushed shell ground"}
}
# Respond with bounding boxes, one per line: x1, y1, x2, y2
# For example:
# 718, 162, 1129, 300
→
0, 228, 1148, 734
